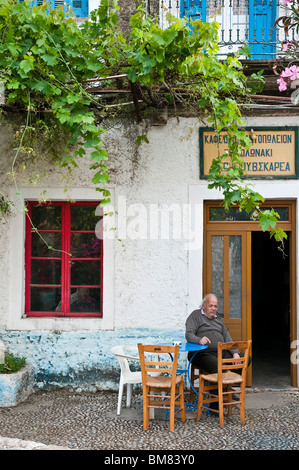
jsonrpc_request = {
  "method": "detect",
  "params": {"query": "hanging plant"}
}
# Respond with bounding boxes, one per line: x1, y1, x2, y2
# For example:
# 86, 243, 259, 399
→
0, 0, 285, 242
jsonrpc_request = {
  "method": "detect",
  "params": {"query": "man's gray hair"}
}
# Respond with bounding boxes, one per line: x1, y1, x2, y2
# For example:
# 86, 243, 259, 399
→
200, 293, 218, 309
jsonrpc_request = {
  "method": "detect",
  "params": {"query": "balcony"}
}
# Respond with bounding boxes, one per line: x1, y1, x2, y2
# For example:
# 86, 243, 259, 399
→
148, 0, 294, 60
19, 0, 88, 17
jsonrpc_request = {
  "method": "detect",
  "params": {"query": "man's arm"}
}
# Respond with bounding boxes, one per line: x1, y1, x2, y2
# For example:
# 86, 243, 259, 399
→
185, 310, 203, 344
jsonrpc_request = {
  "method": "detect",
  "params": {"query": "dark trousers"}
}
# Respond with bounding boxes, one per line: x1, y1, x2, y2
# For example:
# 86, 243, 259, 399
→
188, 350, 252, 375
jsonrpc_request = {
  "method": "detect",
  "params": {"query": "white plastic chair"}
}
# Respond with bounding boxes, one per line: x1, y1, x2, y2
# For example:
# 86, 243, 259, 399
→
111, 345, 142, 415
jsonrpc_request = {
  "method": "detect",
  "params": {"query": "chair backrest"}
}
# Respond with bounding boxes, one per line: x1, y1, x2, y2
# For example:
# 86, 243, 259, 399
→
111, 345, 140, 376
217, 340, 252, 381
137, 344, 180, 388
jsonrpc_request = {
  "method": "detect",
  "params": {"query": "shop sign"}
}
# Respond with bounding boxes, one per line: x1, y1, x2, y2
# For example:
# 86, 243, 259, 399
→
200, 127, 298, 179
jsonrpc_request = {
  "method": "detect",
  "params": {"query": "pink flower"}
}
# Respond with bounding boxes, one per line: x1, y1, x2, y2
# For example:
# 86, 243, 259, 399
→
289, 65, 299, 80
277, 77, 287, 92
281, 68, 293, 78
282, 42, 290, 52
280, 66, 299, 82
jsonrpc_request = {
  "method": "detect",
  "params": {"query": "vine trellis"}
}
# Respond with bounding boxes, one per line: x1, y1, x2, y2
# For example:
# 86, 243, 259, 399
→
0, 0, 287, 244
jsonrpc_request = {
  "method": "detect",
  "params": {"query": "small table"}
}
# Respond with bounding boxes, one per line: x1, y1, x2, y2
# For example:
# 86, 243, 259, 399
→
163, 342, 208, 400
177, 342, 208, 397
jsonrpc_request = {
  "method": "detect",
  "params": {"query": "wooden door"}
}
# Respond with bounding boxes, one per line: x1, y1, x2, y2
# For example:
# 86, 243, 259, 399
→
205, 231, 250, 343
203, 200, 297, 387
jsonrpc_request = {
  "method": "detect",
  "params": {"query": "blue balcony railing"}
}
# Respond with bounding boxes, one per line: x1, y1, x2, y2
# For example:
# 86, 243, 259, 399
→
19, 0, 88, 17
150, 0, 295, 59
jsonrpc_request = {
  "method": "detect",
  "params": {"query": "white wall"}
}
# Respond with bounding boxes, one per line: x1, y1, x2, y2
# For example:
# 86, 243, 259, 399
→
1, 115, 299, 335
1, 113, 298, 386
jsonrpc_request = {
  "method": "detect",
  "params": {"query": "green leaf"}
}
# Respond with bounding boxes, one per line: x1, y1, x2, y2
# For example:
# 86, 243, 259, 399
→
19, 56, 35, 74
136, 134, 149, 146
92, 171, 109, 185
84, 136, 102, 148
91, 150, 108, 161
31, 79, 50, 93
258, 210, 279, 232
41, 54, 57, 66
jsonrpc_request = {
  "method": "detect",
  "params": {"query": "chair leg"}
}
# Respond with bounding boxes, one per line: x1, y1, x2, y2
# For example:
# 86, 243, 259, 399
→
117, 380, 124, 415
218, 384, 224, 428
196, 376, 204, 421
179, 381, 186, 423
190, 366, 195, 400
240, 384, 246, 424
169, 389, 176, 431
126, 383, 132, 408
143, 386, 150, 431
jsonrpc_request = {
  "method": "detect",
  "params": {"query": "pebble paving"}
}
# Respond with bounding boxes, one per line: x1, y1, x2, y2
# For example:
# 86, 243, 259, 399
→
0, 389, 299, 450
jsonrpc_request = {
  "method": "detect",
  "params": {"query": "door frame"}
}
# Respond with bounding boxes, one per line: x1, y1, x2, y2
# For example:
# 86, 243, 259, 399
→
203, 199, 297, 387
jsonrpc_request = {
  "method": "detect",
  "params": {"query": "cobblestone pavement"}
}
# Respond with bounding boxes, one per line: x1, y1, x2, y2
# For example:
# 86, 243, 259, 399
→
0, 389, 299, 451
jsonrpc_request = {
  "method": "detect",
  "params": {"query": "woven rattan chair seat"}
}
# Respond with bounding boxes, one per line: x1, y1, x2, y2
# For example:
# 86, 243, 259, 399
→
146, 374, 183, 388
201, 370, 243, 384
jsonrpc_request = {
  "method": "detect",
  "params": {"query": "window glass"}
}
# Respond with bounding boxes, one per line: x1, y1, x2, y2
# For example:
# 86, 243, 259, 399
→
26, 202, 102, 317
211, 235, 224, 315
31, 232, 61, 257
209, 207, 289, 222
31, 259, 61, 285
30, 287, 61, 312
69, 288, 101, 313
71, 260, 101, 286
229, 236, 242, 319
71, 233, 101, 258
31, 205, 62, 230
71, 205, 100, 231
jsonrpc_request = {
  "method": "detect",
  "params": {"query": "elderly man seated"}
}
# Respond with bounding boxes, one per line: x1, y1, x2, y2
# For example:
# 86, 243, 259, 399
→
185, 293, 251, 409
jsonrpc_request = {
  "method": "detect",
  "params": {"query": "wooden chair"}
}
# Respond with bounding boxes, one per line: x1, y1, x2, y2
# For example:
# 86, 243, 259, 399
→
197, 340, 252, 428
137, 343, 186, 431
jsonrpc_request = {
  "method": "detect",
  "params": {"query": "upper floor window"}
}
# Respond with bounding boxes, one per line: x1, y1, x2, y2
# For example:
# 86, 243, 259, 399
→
25, 201, 103, 317
19, 0, 88, 18
164, 0, 283, 59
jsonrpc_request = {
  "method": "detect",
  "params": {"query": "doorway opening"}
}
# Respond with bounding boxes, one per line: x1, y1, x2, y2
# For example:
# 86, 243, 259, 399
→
251, 231, 291, 388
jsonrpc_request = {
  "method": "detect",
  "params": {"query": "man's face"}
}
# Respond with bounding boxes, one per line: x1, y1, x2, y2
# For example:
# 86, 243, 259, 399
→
203, 296, 218, 319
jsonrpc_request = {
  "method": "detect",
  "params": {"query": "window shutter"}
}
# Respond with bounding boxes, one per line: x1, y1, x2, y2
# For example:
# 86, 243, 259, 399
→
19, 0, 88, 17
180, 0, 207, 30
72, 0, 88, 17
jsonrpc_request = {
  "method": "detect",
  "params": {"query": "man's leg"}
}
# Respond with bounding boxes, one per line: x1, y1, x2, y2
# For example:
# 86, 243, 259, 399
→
189, 351, 218, 373
189, 352, 218, 410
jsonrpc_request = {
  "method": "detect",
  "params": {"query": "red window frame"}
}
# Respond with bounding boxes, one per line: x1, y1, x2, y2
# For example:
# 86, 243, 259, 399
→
25, 201, 103, 317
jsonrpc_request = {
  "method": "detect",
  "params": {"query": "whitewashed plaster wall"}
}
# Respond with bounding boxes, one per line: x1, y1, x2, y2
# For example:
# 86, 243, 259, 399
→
0, 114, 299, 389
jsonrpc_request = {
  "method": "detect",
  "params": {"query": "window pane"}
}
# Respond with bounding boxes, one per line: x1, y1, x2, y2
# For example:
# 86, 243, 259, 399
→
208, 0, 221, 16
31, 205, 62, 230
30, 287, 61, 312
71, 233, 101, 258
209, 206, 289, 222
229, 236, 242, 319
31, 232, 61, 257
71, 205, 101, 231
31, 260, 61, 284
211, 235, 224, 316
71, 260, 101, 286
69, 287, 101, 313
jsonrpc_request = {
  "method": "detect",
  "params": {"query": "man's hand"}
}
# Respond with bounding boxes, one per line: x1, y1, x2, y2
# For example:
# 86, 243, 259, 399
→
233, 352, 240, 365
199, 336, 211, 345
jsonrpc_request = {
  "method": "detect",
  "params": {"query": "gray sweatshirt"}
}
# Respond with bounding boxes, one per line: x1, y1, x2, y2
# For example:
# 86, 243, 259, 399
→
185, 309, 237, 354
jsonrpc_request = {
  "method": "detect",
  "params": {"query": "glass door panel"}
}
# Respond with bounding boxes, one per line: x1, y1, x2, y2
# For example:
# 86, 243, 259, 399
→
211, 235, 224, 316
229, 235, 242, 319
207, 231, 246, 342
